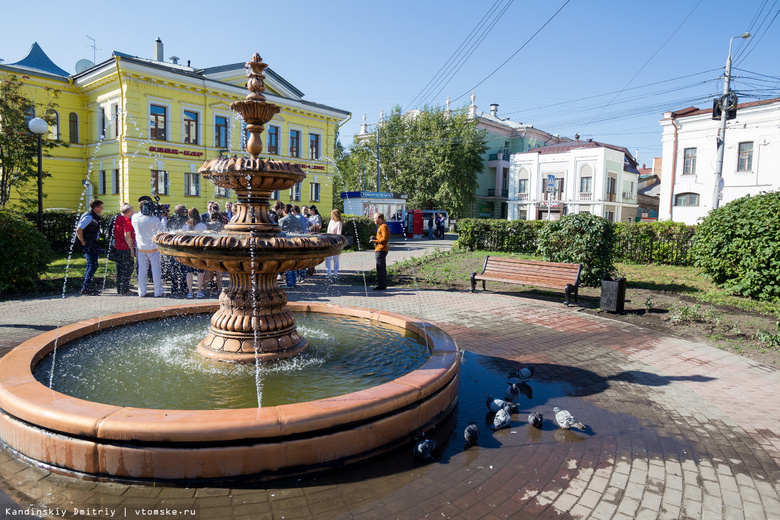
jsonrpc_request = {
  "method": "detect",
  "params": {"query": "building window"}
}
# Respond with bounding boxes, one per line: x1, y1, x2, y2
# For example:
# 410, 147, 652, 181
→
45, 110, 59, 140
267, 126, 279, 154
184, 110, 198, 144
683, 148, 696, 175
150, 105, 167, 140
112, 169, 120, 195
309, 133, 320, 160
579, 176, 592, 194
738, 142, 753, 171
111, 104, 119, 139
290, 182, 301, 201
605, 211, 615, 222
100, 107, 107, 139
309, 182, 320, 202
289, 130, 300, 158
69, 113, 79, 144
24, 106, 34, 123
215, 116, 228, 148
271, 190, 280, 200
606, 177, 617, 202
98, 170, 106, 195
518, 179, 528, 193
151, 170, 168, 196
674, 192, 699, 206
215, 186, 229, 198
185, 172, 200, 197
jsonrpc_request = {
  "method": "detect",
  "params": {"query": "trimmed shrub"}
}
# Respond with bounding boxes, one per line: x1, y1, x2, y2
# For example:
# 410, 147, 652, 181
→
536, 213, 616, 286
0, 211, 54, 292
340, 215, 374, 251
454, 218, 543, 253
691, 191, 780, 302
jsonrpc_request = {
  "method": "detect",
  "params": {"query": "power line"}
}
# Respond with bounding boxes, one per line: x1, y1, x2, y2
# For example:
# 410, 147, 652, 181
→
452, 0, 571, 104
735, 3, 780, 66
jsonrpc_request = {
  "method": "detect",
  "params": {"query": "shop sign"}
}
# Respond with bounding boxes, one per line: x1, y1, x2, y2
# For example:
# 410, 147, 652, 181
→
149, 146, 204, 157
297, 163, 326, 171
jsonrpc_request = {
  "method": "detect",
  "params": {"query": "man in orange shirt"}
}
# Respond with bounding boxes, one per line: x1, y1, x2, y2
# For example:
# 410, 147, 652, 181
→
369, 213, 389, 291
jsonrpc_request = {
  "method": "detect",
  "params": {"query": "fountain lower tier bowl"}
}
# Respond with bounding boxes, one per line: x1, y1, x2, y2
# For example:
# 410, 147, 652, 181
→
155, 231, 349, 273
0, 303, 459, 482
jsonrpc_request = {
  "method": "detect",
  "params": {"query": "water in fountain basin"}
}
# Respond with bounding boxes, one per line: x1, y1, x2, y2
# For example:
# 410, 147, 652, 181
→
33, 313, 429, 410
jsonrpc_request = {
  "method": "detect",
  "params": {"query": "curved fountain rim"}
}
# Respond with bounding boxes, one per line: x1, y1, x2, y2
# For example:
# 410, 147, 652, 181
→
0, 302, 459, 444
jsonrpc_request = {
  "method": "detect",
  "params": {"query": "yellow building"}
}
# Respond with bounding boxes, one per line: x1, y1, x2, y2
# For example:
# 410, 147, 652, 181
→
0, 40, 350, 213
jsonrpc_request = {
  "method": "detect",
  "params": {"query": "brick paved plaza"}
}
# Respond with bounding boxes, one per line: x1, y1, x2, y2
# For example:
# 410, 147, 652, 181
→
0, 238, 778, 519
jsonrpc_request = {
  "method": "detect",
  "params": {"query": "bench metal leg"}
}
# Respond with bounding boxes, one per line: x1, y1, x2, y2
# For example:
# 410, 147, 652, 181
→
470, 273, 477, 292
564, 284, 574, 306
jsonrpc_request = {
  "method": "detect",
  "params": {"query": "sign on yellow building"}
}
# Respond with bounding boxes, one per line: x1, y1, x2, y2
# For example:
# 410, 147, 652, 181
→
0, 41, 350, 214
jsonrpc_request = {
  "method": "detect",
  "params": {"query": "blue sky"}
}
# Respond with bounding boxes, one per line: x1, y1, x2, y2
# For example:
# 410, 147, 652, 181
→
2, 0, 778, 164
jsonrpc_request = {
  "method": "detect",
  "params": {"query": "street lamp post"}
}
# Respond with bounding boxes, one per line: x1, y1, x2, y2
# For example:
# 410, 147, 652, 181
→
712, 32, 751, 211
28, 117, 48, 231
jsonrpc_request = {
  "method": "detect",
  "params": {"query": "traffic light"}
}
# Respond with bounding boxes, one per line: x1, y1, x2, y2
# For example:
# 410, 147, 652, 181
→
712, 92, 738, 120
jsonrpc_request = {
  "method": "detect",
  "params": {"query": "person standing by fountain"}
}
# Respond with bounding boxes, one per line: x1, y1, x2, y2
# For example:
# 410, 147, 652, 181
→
370, 213, 389, 291
132, 200, 165, 298
279, 204, 301, 287
183, 208, 207, 298
112, 203, 136, 296
325, 209, 343, 281
77, 199, 104, 296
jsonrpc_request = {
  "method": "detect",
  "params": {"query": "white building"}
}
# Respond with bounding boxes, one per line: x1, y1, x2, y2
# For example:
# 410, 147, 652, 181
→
508, 139, 640, 221
658, 97, 780, 224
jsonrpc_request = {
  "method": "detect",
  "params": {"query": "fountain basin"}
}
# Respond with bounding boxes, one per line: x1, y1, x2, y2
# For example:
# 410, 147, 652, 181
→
0, 303, 459, 481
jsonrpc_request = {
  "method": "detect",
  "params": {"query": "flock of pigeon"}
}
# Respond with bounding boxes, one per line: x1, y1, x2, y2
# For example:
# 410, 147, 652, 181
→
414, 365, 588, 460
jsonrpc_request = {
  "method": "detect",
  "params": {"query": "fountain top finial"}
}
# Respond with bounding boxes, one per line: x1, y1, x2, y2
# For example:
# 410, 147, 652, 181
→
244, 53, 269, 102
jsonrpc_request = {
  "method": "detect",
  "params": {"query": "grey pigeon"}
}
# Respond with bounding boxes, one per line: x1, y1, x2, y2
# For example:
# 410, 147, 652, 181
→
553, 407, 586, 430
505, 382, 521, 401
491, 408, 512, 431
464, 422, 480, 447
413, 439, 436, 460
511, 365, 535, 381
528, 411, 543, 429
486, 396, 518, 413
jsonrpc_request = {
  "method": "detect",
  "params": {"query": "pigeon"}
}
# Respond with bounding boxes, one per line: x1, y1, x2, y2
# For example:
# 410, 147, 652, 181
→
528, 411, 543, 429
491, 408, 512, 431
413, 439, 436, 460
464, 422, 480, 447
511, 365, 535, 381
486, 396, 518, 413
505, 382, 521, 401
553, 407, 586, 430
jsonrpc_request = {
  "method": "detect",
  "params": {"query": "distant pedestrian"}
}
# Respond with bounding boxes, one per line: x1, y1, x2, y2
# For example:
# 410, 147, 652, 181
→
436, 213, 445, 239
112, 203, 136, 296
369, 213, 389, 291
76, 199, 104, 295
325, 209, 343, 280
428, 213, 435, 239
132, 199, 165, 297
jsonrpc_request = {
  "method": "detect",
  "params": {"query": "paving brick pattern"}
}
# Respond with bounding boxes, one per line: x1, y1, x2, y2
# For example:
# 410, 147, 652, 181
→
0, 237, 778, 519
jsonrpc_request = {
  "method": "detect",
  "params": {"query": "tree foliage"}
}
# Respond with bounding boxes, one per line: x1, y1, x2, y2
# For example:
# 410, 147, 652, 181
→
336, 105, 486, 217
0, 210, 54, 292
0, 75, 64, 209
691, 191, 780, 302
537, 213, 616, 286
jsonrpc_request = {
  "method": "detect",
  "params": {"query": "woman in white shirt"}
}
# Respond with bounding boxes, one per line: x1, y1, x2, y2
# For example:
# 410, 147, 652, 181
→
325, 209, 343, 281
183, 208, 207, 298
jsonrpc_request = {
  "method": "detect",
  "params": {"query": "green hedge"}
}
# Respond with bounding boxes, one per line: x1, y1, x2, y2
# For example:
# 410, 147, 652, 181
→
613, 221, 695, 266
23, 209, 119, 254
691, 191, 780, 303
0, 211, 54, 292
321, 214, 374, 251
454, 219, 543, 253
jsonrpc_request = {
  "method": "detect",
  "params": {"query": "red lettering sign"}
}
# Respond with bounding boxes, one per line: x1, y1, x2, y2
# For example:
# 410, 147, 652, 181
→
149, 146, 203, 157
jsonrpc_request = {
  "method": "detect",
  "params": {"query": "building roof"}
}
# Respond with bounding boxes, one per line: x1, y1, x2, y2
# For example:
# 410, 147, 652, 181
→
527, 138, 637, 164
666, 96, 780, 119
6, 42, 70, 77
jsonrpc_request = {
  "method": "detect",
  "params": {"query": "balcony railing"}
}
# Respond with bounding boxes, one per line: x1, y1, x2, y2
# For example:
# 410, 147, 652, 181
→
487, 189, 509, 198
517, 193, 529, 201
578, 192, 592, 201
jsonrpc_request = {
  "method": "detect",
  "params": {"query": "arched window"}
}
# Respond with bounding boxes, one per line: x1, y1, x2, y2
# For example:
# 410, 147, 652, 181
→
24, 106, 35, 123
69, 113, 79, 144
45, 110, 59, 140
674, 193, 699, 206
579, 164, 594, 200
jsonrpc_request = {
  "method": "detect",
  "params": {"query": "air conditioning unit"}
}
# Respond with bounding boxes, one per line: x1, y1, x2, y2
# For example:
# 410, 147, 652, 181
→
622, 192, 633, 199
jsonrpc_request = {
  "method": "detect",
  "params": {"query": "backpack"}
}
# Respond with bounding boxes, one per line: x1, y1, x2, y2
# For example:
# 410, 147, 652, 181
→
106, 215, 119, 261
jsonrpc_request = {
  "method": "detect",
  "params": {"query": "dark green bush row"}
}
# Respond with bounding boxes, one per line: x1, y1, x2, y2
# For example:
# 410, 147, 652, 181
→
22, 210, 119, 254
613, 221, 695, 266
454, 219, 543, 253
320, 214, 374, 251
0, 211, 54, 292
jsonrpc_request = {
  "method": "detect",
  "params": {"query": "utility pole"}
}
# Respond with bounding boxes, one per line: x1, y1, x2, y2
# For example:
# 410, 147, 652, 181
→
376, 111, 382, 192
713, 32, 751, 210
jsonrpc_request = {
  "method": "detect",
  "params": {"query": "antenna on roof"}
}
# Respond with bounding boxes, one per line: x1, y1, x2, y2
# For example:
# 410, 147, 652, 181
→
86, 35, 98, 64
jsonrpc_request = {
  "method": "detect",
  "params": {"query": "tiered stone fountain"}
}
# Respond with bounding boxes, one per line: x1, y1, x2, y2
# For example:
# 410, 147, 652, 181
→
154, 53, 347, 362
0, 54, 460, 482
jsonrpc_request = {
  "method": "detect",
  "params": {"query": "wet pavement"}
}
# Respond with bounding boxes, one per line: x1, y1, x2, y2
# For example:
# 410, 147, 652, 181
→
0, 236, 778, 519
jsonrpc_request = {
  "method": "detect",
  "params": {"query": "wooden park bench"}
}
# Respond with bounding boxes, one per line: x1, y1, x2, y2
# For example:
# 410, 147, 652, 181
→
470, 256, 582, 305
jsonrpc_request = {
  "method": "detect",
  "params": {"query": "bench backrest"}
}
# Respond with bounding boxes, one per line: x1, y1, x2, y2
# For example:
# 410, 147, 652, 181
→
481, 256, 581, 286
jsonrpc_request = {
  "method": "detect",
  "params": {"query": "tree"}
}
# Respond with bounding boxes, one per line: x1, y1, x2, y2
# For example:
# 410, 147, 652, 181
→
337, 105, 486, 217
0, 75, 63, 209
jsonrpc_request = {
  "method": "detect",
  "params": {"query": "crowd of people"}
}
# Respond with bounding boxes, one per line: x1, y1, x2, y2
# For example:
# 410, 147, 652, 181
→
78, 197, 336, 297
